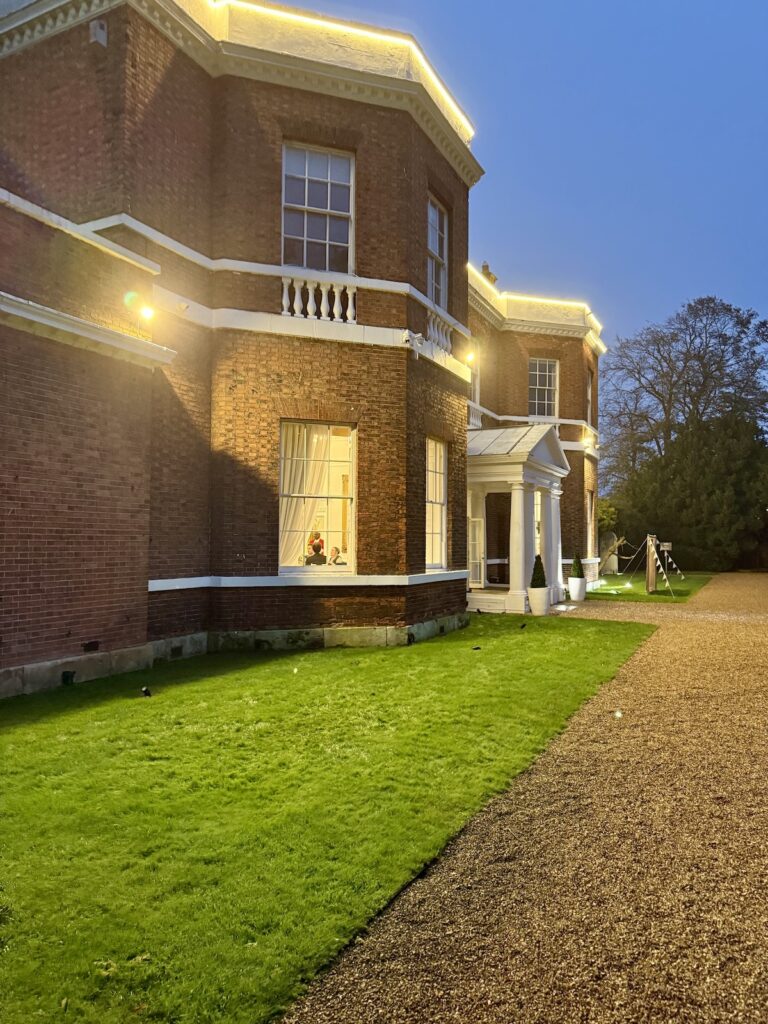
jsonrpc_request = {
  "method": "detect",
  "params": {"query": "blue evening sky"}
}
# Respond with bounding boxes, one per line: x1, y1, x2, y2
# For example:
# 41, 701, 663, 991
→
313, 0, 768, 343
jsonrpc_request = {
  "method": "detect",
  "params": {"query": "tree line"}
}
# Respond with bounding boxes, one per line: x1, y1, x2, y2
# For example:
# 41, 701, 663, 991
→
600, 296, 768, 570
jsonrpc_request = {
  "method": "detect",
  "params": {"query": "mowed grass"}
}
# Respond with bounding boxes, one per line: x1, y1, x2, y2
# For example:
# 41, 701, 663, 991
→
588, 571, 713, 603
1, 615, 651, 1024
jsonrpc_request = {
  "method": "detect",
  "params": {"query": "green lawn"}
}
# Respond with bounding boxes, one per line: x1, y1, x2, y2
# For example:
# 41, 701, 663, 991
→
1, 615, 651, 1024
587, 571, 713, 603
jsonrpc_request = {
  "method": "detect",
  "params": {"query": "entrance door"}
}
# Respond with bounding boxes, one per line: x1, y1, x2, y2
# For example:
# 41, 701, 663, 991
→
468, 517, 485, 587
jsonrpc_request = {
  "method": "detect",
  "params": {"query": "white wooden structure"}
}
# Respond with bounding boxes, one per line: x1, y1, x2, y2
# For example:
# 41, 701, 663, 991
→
466, 425, 570, 613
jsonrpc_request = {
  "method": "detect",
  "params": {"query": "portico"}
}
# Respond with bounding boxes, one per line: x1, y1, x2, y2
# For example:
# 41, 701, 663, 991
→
466, 425, 570, 613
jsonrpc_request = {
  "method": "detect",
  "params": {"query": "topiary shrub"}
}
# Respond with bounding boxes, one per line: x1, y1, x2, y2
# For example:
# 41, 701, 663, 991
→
529, 553, 547, 588
570, 553, 584, 579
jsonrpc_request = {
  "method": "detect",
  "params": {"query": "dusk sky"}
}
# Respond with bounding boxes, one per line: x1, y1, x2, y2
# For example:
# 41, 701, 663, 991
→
312, 0, 768, 344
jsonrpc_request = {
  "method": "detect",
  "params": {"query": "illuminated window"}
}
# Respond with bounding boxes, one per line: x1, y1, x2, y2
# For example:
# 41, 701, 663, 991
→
283, 146, 353, 273
425, 438, 447, 569
279, 423, 354, 571
427, 196, 448, 309
528, 358, 558, 417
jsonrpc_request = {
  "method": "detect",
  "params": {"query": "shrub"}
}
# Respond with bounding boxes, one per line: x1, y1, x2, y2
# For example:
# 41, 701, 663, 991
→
570, 553, 584, 579
529, 554, 547, 588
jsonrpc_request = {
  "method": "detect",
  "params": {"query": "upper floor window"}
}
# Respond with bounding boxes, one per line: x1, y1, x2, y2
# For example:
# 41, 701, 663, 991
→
587, 368, 594, 425
427, 196, 448, 309
279, 422, 355, 571
425, 437, 447, 569
528, 358, 558, 417
283, 145, 353, 273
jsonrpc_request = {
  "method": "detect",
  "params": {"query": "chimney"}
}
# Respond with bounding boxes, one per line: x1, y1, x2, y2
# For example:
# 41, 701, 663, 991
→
481, 261, 498, 285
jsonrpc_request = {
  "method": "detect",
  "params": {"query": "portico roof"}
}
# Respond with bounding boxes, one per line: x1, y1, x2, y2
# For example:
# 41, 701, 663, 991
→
467, 424, 571, 480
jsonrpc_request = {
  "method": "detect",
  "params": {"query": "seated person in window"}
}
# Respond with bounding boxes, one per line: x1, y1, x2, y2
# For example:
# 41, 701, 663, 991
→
307, 531, 324, 555
305, 541, 327, 566
328, 546, 346, 566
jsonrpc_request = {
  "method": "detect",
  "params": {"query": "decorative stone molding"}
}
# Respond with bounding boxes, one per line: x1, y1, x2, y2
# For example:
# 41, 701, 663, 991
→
0, 0, 484, 187
148, 570, 470, 591
0, 290, 176, 366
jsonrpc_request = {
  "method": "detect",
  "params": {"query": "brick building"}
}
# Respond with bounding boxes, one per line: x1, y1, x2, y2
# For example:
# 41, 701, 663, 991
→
0, 0, 604, 696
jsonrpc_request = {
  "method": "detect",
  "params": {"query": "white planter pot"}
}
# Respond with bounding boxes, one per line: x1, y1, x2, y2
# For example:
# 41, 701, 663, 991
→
527, 587, 550, 617
568, 577, 587, 602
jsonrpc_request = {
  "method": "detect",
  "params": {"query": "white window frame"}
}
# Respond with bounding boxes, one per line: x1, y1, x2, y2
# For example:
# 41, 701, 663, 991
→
425, 437, 447, 570
278, 421, 357, 574
587, 368, 594, 426
427, 195, 448, 310
528, 358, 559, 418
282, 143, 355, 274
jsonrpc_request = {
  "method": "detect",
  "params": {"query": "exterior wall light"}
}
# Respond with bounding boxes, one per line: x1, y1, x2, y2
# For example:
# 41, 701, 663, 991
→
466, 352, 475, 363
139, 305, 155, 322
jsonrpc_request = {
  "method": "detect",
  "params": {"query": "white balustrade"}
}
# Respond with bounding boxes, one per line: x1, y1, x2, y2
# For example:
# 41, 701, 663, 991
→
426, 309, 453, 353
468, 403, 483, 429
280, 276, 357, 324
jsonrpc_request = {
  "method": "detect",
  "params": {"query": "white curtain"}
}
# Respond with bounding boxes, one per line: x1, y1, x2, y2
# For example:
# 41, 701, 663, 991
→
279, 424, 330, 567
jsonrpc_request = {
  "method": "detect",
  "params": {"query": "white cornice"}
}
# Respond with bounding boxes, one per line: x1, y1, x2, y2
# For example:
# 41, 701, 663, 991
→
0, 188, 161, 274
0, 290, 176, 365
148, 570, 469, 591
82, 211, 471, 341
0, 0, 484, 187
467, 265, 607, 355
153, 286, 472, 383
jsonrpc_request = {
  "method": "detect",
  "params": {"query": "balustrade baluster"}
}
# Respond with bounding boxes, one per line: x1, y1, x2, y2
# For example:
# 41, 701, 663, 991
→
281, 277, 291, 316
320, 283, 330, 320
306, 282, 317, 318
332, 286, 343, 321
346, 287, 356, 323
293, 279, 305, 317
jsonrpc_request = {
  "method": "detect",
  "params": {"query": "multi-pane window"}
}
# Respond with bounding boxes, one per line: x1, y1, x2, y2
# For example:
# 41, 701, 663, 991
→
528, 358, 558, 417
427, 196, 448, 309
425, 438, 447, 569
279, 422, 354, 571
283, 145, 353, 273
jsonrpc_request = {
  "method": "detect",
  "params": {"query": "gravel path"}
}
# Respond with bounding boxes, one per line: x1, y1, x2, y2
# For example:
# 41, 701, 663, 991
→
286, 573, 768, 1024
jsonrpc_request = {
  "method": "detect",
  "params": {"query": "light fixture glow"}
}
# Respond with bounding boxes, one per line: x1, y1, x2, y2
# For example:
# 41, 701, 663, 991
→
466, 352, 475, 363
207, 0, 475, 139
139, 305, 155, 322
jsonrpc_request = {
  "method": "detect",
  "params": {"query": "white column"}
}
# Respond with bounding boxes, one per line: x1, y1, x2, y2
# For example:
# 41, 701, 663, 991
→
539, 487, 553, 598
522, 484, 536, 591
550, 486, 564, 601
506, 482, 527, 612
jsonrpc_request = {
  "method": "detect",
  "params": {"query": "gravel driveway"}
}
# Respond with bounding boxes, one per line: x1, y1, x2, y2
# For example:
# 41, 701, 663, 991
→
285, 573, 768, 1024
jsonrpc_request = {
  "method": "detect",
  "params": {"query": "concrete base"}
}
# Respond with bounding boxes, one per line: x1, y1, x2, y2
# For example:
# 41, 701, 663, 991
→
210, 613, 469, 653
0, 615, 470, 700
0, 642, 155, 699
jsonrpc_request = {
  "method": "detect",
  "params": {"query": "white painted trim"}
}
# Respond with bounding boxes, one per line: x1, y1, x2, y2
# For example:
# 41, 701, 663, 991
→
148, 570, 469, 591
0, 291, 176, 365
153, 287, 472, 383
467, 402, 599, 438
561, 441, 600, 460
81, 213, 471, 339
0, 188, 161, 274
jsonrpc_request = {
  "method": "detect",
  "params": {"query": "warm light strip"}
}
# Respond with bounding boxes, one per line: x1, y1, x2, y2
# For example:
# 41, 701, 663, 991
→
467, 262, 603, 329
208, 0, 475, 139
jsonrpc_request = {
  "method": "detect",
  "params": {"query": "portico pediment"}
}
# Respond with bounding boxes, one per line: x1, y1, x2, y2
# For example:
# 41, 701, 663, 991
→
467, 424, 570, 486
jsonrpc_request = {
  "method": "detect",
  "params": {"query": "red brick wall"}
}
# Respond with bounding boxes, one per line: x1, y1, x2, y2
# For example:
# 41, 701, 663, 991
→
148, 317, 212, 580
208, 332, 409, 577
406, 355, 468, 574
0, 326, 152, 669
0, 205, 154, 337
0, 9, 128, 221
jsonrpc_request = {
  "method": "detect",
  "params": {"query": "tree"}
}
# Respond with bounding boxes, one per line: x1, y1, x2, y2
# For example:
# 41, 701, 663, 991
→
602, 297, 768, 493
617, 413, 768, 570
